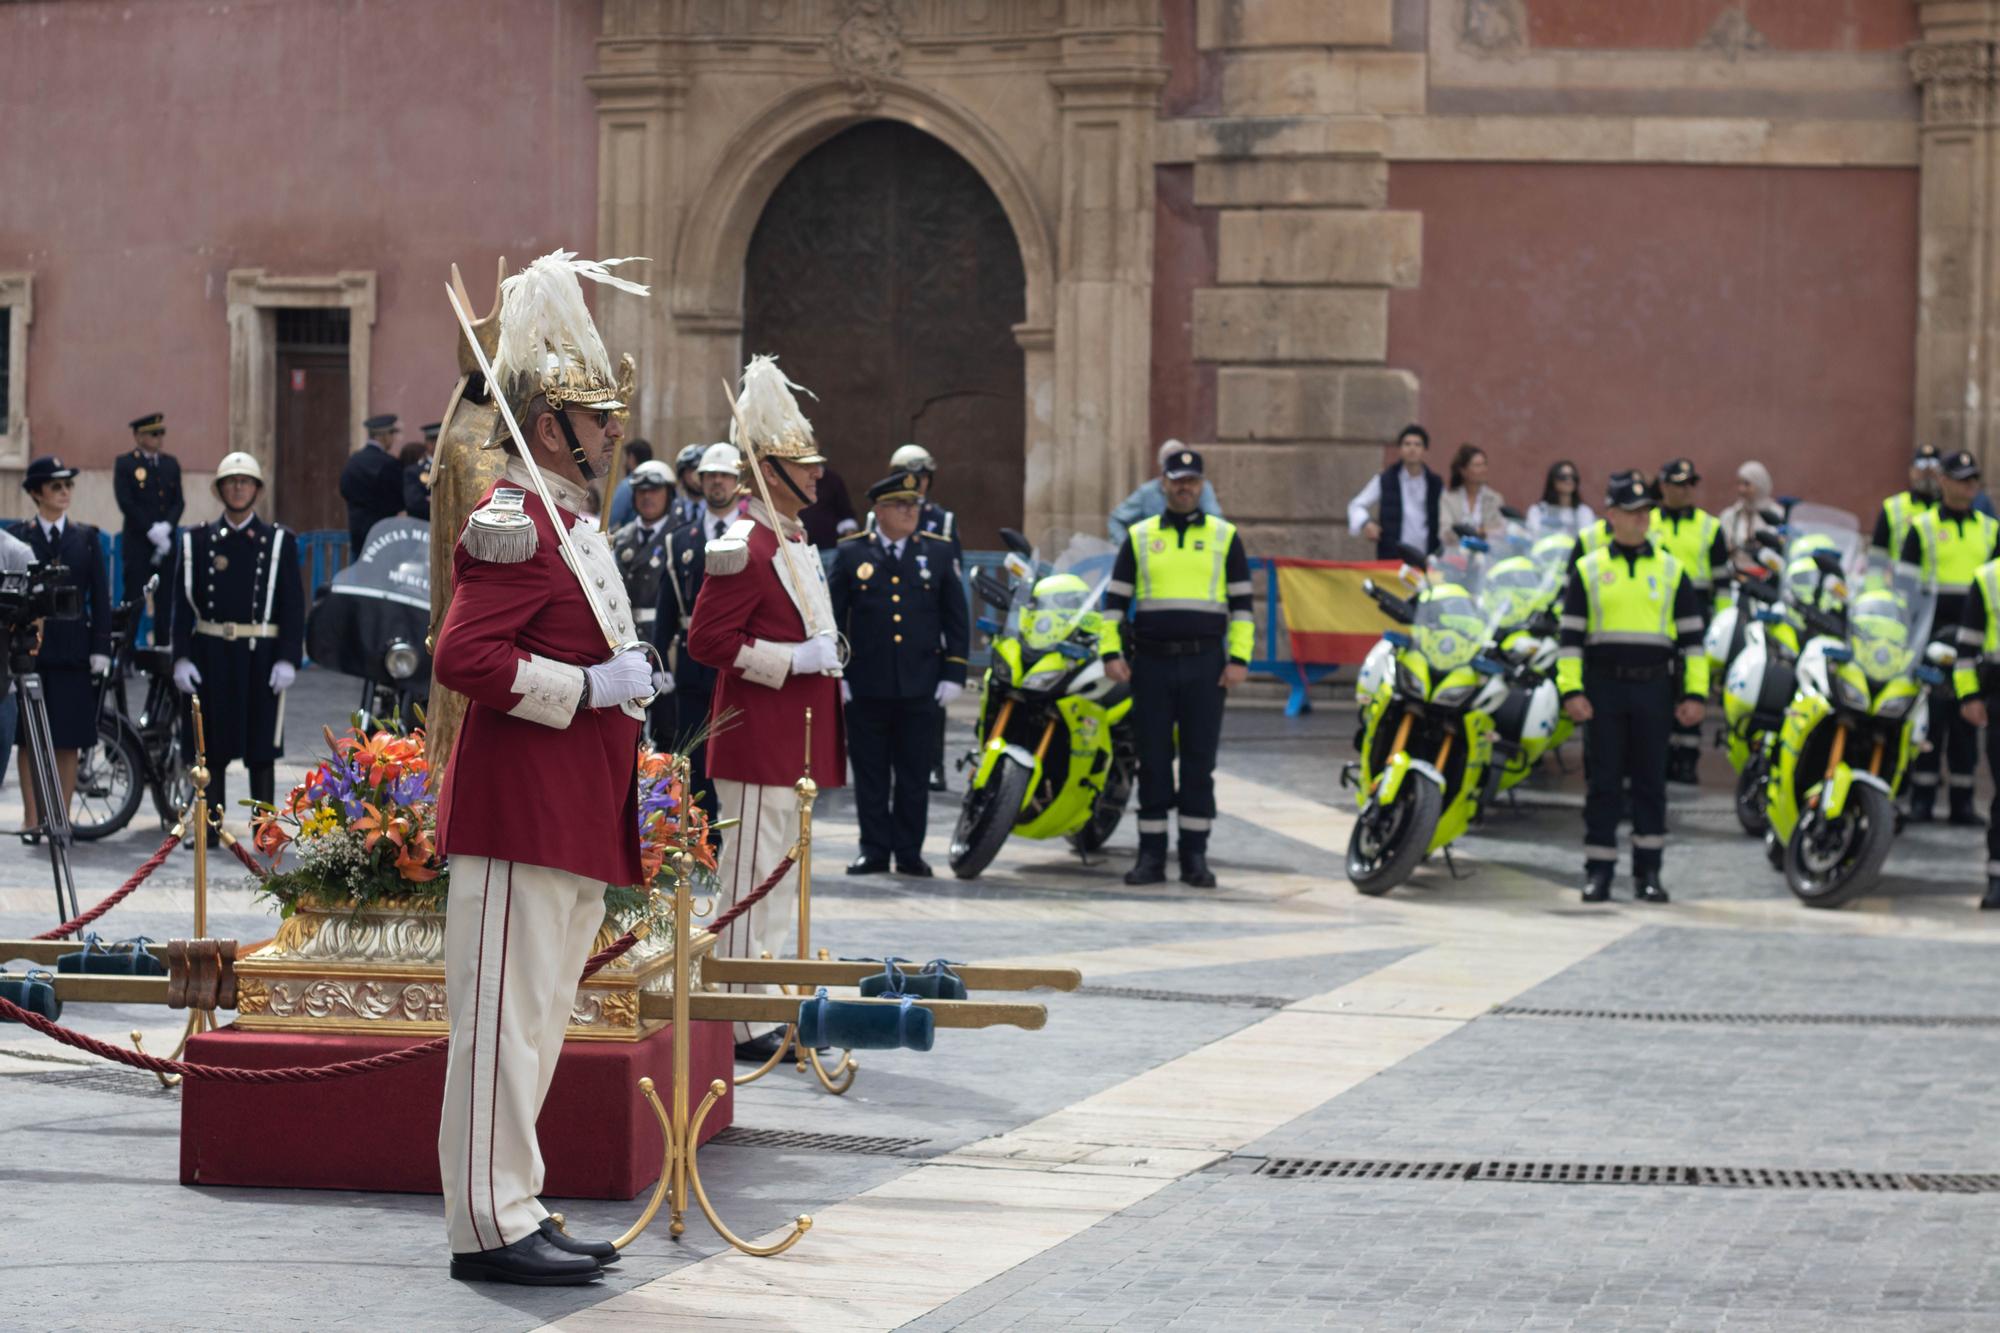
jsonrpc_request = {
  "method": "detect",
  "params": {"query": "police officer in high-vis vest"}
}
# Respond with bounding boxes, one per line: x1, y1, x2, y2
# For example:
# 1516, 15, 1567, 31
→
1101, 448, 1254, 889
1557, 471, 1709, 904
1900, 449, 2000, 824
1870, 444, 1942, 569
1950, 557, 2000, 906
1650, 458, 1731, 785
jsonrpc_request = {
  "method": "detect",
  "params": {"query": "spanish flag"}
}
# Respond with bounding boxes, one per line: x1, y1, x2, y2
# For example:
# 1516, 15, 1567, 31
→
1270, 558, 1402, 665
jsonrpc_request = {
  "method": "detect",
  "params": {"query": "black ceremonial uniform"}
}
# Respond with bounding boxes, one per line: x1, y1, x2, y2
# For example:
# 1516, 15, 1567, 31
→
830, 527, 968, 868
167, 515, 304, 809
613, 512, 674, 744
340, 443, 405, 556
655, 511, 728, 821
13, 518, 112, 749
403, 458, 433, 522
866, 499, 961, 559
112, 446, 185, 606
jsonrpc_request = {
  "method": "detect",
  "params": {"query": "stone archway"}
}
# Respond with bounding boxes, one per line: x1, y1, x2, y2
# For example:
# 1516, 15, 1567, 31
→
741, 120, 1028, 549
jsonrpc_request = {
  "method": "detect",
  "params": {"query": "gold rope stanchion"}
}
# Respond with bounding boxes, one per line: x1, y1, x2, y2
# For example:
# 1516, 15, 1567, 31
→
733, 707, 858, 1095
133, 696, 218, 1087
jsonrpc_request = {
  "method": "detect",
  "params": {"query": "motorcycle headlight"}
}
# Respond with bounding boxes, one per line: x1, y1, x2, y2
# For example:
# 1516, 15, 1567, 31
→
1021, 667, 1068, 692
1394, 661, 1424, 699
1832, 672, 1870, 712
1874, 690, 1915, 720
1431, 682, 1478, 708
384, 640, 421, 680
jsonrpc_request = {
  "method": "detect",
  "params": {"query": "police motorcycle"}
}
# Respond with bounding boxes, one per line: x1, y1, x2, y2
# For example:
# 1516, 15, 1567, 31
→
1761, 560, 1939, 909
1715, 505, 1862, 836
1345, 525, 1522, 894
305, 517, 433, 727
949, 531, 1135, 880
1478, 532, 1572, 802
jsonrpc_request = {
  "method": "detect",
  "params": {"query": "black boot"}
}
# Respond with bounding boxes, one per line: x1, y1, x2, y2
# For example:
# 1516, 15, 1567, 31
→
1581, 864, 1613, 903
1983, 878, 2000, 911
1124, 833, 1168, 886
450, 1230, 602, 1286
1634, 864, 1670, 904
1178, 843, 1216, 889
1908, 794, 1936, 823
1950, 797, 1986, 828
1666, 748, 1699, 786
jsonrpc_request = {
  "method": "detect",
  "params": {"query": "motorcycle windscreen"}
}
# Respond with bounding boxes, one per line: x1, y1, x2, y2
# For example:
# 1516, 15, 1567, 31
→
306, 518, 434, 681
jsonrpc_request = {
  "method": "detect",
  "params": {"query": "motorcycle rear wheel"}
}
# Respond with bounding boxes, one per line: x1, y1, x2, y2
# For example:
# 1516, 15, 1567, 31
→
1734, 751, 1770, 838
1785, 782, 1894, 910
1347, 779, 1442, 896
949, 756, 1033, 880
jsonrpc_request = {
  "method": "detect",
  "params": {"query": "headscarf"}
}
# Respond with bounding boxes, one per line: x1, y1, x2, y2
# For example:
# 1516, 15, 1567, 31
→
1723, 459, 1774, 552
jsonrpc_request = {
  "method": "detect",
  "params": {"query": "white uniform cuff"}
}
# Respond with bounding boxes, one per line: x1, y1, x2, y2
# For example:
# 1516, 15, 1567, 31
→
734, 638, 795, 690
507, 654, 585, 728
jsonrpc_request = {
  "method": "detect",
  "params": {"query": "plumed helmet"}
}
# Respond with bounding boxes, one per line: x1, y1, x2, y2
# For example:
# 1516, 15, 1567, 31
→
492, 249, 649, 415
730, 356, 824, 465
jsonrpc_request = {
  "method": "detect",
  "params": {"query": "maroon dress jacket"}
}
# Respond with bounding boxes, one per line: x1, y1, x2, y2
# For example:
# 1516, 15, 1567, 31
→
434, 477, 644, 886
687, 518, 845, 789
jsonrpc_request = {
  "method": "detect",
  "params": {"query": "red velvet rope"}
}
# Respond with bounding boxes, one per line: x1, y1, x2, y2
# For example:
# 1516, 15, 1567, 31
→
31, 831, 182, 941
226, 837, 271, 881
1, 850, 801, 1082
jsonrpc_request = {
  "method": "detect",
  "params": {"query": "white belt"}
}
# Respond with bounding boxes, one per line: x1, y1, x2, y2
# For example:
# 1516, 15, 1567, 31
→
195, 619, 279, 641
635, 607, 657, 625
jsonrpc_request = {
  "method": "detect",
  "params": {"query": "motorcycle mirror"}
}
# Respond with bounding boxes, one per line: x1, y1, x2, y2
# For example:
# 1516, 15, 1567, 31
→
1810, 549, 1844, 574
1451, 521, 1481, 541
1759, 507, 1786, 526
1397, 542, 1429, 568
1499, 504, 1525, 523
1753, 528, 1785, 549
999, 527, 1033, 558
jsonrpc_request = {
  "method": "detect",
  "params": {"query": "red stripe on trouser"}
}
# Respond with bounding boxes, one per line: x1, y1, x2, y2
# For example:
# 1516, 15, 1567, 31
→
485, 865, 514, 1248
463, 858, 493, 1251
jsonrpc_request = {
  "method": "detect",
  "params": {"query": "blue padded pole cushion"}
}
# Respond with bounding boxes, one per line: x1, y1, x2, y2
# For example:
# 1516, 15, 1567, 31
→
0, 970, 62, 1022
57, 934, 164, 976
795, 988, 935, 1052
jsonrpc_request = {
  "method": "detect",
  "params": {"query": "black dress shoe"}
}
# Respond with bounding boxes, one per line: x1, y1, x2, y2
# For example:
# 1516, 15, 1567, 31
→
538, 1216, 619, 1264
450, 1231, 603, 1286
846, 855, 889, 876
893, 858, 935, 878
1581, 868, 1612, 904
1634, 874, 1670, 904
733, 1030, 786, 1063
1178, 849, 1217, 889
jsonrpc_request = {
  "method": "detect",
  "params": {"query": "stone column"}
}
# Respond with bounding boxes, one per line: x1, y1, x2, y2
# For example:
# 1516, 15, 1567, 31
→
1912, 1, 2000, 464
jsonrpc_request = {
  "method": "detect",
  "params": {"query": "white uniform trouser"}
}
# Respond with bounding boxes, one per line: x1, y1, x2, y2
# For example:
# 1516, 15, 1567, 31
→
438, 855, 605, 1254
712, 777, 802, 1043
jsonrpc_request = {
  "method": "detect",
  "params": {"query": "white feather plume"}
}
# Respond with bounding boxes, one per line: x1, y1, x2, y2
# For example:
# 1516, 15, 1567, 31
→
493, 250, 650, 403
730, 355, 817, 454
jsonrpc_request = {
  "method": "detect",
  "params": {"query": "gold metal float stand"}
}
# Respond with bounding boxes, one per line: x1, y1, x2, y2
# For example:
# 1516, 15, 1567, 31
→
735, 707, 861, 1095
132, 696, 219, 1086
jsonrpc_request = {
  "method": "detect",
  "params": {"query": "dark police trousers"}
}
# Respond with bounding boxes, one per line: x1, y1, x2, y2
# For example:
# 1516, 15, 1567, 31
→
1132, 639, 1226, 849
1583, 671, 1673, 875
1912, 680, 1979, 816
846, 695, 938, 861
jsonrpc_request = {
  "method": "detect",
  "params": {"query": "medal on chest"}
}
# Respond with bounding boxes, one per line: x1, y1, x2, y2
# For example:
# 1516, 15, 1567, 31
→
213, 554, 229, 572
135, 466, 148, 484
916, 553, 931, 581
857, 561, 875, 581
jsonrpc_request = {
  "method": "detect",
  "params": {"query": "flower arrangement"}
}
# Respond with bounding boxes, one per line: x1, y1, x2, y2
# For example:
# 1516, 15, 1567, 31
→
251, 724, 713, 917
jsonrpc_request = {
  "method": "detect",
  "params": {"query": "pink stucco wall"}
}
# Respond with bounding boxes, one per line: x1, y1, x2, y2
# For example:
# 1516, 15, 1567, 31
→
0, 0, 600, 492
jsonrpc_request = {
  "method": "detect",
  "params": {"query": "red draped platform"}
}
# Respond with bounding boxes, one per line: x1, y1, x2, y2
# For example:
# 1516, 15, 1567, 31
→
179, 1022, 734, 1199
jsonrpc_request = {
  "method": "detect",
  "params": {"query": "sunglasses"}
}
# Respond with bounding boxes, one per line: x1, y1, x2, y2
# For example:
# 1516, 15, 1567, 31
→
567, 409, 612, 430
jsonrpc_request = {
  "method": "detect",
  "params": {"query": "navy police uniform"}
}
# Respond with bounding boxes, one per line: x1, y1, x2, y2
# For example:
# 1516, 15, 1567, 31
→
654, 505, 738, 823
831, 473, 969, 873
12, 458, 113, 751
613, 507, 674, 746
340, 413, 406, 556
167, 512, 304, 813
403, 423, 440, 522
112, 413, 185, 609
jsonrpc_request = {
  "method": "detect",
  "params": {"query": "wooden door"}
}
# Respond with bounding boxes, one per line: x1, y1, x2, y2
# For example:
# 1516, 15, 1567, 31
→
743, 120, 1027, 551
274, 341, 350, 534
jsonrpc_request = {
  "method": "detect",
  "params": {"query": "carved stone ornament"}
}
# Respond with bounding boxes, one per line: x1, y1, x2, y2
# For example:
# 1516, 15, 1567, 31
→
1910, 41, 1998, 128
827, 0, 904, 107
1460, 0, 1527, 56
1697, 8, 1769, 61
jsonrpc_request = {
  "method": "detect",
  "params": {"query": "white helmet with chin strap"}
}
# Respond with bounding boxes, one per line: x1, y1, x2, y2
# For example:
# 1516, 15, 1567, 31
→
889, 443, 935, 474
213, 451, 265, 489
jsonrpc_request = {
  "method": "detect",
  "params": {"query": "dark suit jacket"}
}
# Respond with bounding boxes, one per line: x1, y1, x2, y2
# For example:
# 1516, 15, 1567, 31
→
113, 449, 185, 534
12, 519, 112, 668
828, 529, 969, 701
339, 444, 405, 552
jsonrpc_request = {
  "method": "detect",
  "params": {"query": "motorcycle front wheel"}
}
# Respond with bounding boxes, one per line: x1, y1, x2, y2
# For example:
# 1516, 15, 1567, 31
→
1734, 750, 1770, 838
1347, 778, 1442, 896
949, 756, 1033, 880
1785, 781, 1894, 910
71, 713, 145, 840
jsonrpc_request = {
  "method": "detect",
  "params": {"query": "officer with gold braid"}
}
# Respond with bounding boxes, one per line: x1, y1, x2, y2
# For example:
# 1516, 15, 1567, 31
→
1650, 458, 1732, 784
1101, 448, 1254, 889
1950, 555, 2000, 907
1900, 450, 2000, 824
1557, 471, 1709, 904
1870, 444, 1942, 569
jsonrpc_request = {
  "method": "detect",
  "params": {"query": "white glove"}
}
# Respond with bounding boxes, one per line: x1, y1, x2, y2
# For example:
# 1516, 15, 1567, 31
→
585, 648, 653, 709
173, 658, 202, 694
840, 681, 853, 704
147, 521, 172, 554
935, 681, 963, 707
89, 654, 112, 678
651, 669, 675, 696
269, 660, 296, 693
790, 635, 841, 676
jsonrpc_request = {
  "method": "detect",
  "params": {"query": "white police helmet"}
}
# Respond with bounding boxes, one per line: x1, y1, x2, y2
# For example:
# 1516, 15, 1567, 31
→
698, 442, 742, 475
214, 451, 265, 487
889, 443, 935, 474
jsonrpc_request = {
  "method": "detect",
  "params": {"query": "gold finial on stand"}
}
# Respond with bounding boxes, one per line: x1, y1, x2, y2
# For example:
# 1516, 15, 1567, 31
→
133, 694, 218, 1087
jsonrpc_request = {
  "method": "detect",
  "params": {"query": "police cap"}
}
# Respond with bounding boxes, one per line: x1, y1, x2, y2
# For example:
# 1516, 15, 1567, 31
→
867, 471, 924, 505
1657, 457, 1700, 487
1943, 449, 1982, 481
1914, 443, 1943, 469
1163, 448, 1204, 479
363, 413, 398, 433
1605, 469, 1653, 512
129, 412, 166, 436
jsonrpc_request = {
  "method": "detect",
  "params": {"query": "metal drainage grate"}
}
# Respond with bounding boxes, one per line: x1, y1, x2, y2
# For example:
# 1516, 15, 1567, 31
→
1076, 985, 1289, 1010
11, 1068, 178, 1101
709, 1127, 930, 1157
1490, 1005, 2000, 1029
1246, 1156, 2000, 1194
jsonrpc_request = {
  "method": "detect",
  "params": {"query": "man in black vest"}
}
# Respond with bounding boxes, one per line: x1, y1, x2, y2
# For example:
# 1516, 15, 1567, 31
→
1346, 424, 1442, 560
340, 412, 406, 557
113, 412, 185, 617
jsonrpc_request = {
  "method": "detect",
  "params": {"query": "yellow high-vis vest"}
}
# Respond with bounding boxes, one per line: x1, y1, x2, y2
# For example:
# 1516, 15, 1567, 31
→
1102, 513, 1255, 662
1556, 545, 1707, 698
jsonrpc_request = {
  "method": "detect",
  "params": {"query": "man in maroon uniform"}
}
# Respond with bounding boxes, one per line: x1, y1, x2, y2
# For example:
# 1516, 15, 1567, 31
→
431, 251, 653, 1286
688, 356, 845, 1062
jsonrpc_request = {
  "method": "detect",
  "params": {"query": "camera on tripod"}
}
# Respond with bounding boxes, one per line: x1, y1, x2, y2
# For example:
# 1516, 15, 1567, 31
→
0, 561, 82, 688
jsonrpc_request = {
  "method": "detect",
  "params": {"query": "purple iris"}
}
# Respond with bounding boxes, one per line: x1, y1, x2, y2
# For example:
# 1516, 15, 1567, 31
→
388, 771, 426, 808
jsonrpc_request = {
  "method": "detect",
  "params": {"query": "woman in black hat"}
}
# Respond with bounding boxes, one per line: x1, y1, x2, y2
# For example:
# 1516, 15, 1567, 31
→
11, 456, 112, 839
